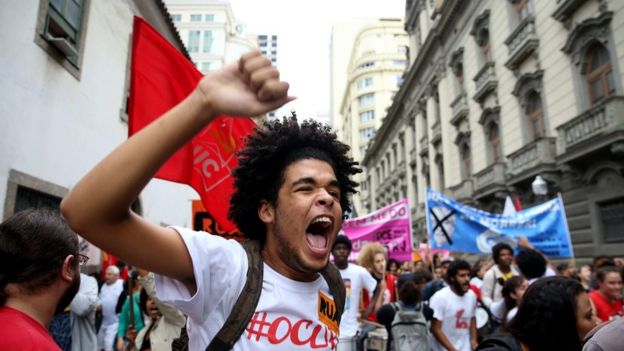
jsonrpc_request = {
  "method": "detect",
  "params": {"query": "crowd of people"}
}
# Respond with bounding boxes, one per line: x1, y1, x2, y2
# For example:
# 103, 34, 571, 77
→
331, 236, 624, 351
2, 50, 623, 351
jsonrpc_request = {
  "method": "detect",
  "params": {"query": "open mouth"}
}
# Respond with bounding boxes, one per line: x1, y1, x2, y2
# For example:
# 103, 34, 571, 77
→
305, 216, 333, 255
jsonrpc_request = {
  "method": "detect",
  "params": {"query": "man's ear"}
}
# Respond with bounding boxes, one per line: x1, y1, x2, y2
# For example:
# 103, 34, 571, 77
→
258, 200, 275, 224
60, 255, 77, 283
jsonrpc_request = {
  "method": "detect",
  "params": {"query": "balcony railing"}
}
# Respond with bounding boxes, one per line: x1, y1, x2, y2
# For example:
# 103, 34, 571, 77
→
473, 61, 497, 102
504, 16, 539, 70
449, 179, 474, 201
507, 137, 557, 177
557, 96, 624, 155
553, 0, 587, 22
450, 93, 469, 126
474, 162, 506, 192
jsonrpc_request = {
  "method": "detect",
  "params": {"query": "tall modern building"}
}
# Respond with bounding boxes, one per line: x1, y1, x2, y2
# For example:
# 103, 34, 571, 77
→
363, 0, 624, 262
258, 34, 278, 118
334, 19, 408, 215
165, 0, 256, 72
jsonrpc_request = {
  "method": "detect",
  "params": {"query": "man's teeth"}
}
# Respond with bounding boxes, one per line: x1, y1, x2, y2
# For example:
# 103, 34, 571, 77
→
312, 216, 331, 224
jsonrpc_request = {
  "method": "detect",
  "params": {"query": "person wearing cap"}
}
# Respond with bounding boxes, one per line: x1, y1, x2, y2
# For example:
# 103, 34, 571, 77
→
377, 271, 433, 351
331, 235, 377, 351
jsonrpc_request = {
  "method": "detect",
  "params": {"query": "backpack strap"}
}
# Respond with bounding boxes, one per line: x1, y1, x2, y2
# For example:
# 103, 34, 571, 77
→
320, 263, 346, 326
206, 240, 263, 351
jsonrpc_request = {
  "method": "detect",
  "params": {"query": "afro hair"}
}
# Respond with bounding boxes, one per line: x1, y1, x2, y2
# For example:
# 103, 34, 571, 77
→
228, 114, 361, 242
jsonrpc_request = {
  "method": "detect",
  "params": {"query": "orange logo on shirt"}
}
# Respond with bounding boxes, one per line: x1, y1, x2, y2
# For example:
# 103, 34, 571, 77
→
318, 290, 340, 335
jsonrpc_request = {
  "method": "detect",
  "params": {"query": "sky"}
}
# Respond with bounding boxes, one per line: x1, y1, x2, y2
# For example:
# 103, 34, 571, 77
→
229, 0, 406, 124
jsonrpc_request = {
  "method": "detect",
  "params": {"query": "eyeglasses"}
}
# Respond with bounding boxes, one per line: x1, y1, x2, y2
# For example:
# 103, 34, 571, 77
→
78, 254, 90, 266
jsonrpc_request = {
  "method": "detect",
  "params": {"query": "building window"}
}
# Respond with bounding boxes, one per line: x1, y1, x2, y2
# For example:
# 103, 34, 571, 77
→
435, 153, 445, 190
188, 31, 200, 53
190, 14, 202, 22
357, 77, 374, 89
393, 59, 406, 66
395, 75, 404, 86
585, 43, 615, 106
360, 127, 375, 140
526, 90, 544, 141
514, 0, 533, 21
203, 30, 213, 53
35, 0, 90, 73
460, 144, 472, 180
200, 62, 211, 71
398, 45, 408, 54
599, 198, 624, 243
171, 14, 181, 22
205, 14, 215, 22
358, 93, 374, 106
358, 61, 375, 69
470, 10, 491, 64
15, 186, 61, 213
360, 110, 375, 123
449, 47, 465, 95
488, 123, 501, 162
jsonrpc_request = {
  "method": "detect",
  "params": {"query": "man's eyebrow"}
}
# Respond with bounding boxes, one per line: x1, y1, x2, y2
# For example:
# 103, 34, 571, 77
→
292, 177, 340, 188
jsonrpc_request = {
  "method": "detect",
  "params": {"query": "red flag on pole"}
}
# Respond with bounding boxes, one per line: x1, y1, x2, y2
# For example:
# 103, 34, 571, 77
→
128, 17, 255, 236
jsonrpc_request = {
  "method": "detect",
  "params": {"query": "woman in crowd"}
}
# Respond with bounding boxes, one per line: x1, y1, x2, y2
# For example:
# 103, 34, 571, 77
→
490, 276, 528, 325
116, 272, 144, 351
477, 276, 598, 351
471, 258, 493, 290
588, 266, 623, 322
357, 243, 397, 321
578, 264, 593, 292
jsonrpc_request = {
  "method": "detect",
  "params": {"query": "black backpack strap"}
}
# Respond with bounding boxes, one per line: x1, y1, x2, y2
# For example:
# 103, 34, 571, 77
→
206, 240, 263, 351
320, 263, 346, 326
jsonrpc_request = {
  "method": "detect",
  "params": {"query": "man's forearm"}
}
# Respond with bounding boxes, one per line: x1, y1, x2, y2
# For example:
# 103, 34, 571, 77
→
431, 320, 457, 351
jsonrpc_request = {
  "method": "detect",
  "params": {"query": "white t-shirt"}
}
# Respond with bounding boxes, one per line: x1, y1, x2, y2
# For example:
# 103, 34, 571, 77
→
155, 227, 339, 351
429, 286, 477, 351
337, 263, 376, 340
99, 279, 123, 325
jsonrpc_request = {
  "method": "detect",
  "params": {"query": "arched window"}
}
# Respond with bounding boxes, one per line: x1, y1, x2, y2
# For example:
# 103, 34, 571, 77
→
487, 123, 501, 162
460, 144, 472, 180
526, 90, 544, 141
585, 42, 615, 105
478, 28, 490, 61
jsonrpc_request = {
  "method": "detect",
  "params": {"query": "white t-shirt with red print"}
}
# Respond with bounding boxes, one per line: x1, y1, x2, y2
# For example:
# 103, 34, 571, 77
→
155, 227, 339, 351
429, 286, 477, 351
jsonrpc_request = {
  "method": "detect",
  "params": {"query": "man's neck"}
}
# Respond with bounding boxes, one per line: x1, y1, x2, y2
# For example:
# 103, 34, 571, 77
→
498, 264, 511, 273
5, 294, 58, 328
261, 247, 319, 282
334, 261, 348, 270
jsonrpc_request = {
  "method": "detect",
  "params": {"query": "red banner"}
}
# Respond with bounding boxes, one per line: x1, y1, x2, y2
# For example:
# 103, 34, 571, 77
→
128, 17, 255, 234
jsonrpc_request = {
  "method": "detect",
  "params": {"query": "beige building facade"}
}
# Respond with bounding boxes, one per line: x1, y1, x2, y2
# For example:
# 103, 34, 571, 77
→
363, 0, 624, 261
165, 0, 256, 72
336, 19, 408, 215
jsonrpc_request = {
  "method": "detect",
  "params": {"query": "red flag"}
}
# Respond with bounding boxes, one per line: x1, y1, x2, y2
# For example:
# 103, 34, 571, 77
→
514, 196, 522, 211
128, 17, 255, 235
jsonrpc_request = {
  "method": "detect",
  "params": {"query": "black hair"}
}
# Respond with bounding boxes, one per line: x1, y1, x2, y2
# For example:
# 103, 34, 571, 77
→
139, 288, 149, 316
491, 243, 514, 265
593, 255, 614, 269
387, 258, 400, 272
596, 266, 621, 282
515, 248, 546, 280
446, 259, 471, 283
332, 235, 352, 252
507, 277, 585, 351
229, 115, 360, 242
0, 208, 79, 306
502, 275, 526, 311
398, 280, 422, 305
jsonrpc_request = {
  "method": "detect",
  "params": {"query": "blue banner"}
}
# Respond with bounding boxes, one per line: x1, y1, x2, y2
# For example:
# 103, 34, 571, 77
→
425, 189, 573, 258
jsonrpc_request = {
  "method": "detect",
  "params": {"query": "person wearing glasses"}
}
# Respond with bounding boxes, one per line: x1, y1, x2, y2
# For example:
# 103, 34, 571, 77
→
70, 252, 99, 351
0, 208, 82, 350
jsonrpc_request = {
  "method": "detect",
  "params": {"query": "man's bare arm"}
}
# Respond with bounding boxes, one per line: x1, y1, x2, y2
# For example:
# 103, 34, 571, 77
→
431, 319, 458, 351
61, 51, 292, 291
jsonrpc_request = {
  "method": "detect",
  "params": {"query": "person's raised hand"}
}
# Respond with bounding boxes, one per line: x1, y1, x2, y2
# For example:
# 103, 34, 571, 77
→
196, 49, 294, 120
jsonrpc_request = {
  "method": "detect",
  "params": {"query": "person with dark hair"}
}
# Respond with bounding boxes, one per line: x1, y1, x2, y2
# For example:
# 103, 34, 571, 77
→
578, 264, 593, 292
331, 235, 377, 351
422, 258, 453, 301
124, 269, 185, 351
116, 272, 144, 351
387, 259, 400, 275
470, 258, 493, 290
61, 50, 359, 350
377, 272, 433, 351
515, 248, 548, 284
490, 276, 528, 325
588, 266, 623, 322
481, 243, 519, 308
430, 259, 478, 351
0, 208, 81, 350
477, 276, 597, 351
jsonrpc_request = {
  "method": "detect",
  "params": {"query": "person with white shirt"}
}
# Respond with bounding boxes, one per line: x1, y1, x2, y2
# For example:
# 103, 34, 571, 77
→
430, 260, 478, 351
97, 265, 123, 351
481, 243, 520, 308
331, 235, 377, 351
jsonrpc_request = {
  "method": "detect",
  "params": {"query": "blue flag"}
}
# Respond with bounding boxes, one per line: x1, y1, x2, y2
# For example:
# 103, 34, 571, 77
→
425, 189, 573, 258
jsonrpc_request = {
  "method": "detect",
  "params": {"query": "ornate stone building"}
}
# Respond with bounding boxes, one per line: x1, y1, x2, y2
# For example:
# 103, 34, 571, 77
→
362, 0, 624, 261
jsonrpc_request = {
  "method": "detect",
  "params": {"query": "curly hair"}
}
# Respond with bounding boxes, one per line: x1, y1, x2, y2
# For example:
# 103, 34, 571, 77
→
357, 242, 386, 271
229, 115, 360, 242
507, 276, 585, 351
